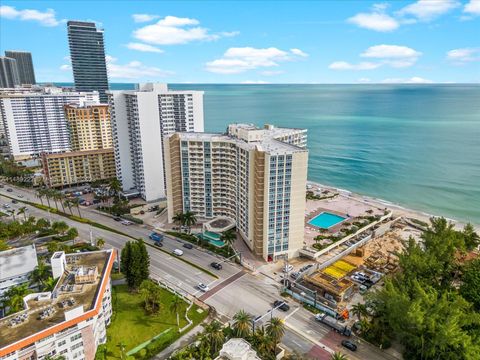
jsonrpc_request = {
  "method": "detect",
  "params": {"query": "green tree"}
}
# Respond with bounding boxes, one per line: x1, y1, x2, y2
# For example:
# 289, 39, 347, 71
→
253, 326, 275, 358
30, 261, 51, 287
232, 310, 252, 338
266, 317, 285, 345
5, 283, 31, 314
170, 295, 183, 329
220, 229, 236, 256
351, 303, 368, 321
173, 212, 184, 231
65, 227, 79, 242
331, 352, 349, 360
70, 197, 82, 218
96, 237, 105, 249
460, 258, 480, 311
183, 211, 197, 233
0, 239, 9, 251
63, 199, 74, 215
463, 223, 480, 250
203, 320, 225, 356
109, 178, 123, 203
121, 240, 150, 290
17, 206, 28, 221
139, 279, 162, 314
52, 221, 69, 235
42, 277, 58, 292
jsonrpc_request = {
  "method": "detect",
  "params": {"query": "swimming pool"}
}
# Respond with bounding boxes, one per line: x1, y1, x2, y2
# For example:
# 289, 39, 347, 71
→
308, 212, 346, 229
196, 231, 225, 247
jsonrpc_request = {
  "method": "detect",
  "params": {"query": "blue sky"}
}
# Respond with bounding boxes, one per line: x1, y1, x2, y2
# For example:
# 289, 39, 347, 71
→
1, 0, 479, 83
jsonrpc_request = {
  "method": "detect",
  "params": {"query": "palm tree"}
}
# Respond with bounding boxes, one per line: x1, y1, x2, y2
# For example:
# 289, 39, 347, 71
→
49, 189, 59, 211
52, 221, 69, 235
183, 211, 197, 233
42, 277, 57, 291
63, 199, 74, 215
109, 178, 123, 203
140, 280, 162, 314
221, 229, 236, 256
54, 191, 66, 213
5, 283, 31, 314
96, 238, 105, 249
173, 212, 184, 231
331, 352, 349, 360
43, 189, 52, 208
253, 326, 274, 357
36, 189, 45, 206
203, 320, 225, 356
70, 197, 82, 218
17, 206, 27, 221
351, 303, 368, 321
233, 310, 252, 338
30, 261, 51, 287
170, 295, 183, 330
266, 317, 285, 345
7, 209, 16, 221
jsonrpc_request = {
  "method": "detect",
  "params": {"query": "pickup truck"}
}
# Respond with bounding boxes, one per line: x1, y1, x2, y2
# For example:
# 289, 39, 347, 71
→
315, 313, 352, 337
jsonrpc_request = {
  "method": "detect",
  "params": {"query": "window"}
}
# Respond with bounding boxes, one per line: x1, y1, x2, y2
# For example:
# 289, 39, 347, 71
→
70, 333, 82, 342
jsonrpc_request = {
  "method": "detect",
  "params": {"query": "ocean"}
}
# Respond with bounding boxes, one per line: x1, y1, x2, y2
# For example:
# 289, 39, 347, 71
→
59, 83, 480, 224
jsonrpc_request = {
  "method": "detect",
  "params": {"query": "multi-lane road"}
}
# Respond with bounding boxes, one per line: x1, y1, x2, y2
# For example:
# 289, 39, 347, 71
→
1, 185, 396, 360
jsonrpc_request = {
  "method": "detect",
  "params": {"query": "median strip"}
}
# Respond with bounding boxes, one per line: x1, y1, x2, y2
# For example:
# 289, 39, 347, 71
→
2, 192, 218, 278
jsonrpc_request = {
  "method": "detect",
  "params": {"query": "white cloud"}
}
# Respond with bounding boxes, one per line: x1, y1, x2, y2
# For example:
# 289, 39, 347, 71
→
108, 59, 173, 79
382, 76, 433, 83
126, 42, 164, 53
446, 47, 480, 63
290, 48, 309, 57
357, 77, 372, 83
0, 5, 61, 26
240, 80, 270, 84
361, 44, 421, 67
205, 47, 307, 74
330, 44, 422, 71
464, 0, 480, 15
133, 15, 238, 45
397, 0, 459, 22
60, 64, 71, 71
132, 13, 160, 23
348, 11, 399, 32
261, 70, 285, 76
329, 61, 382, 70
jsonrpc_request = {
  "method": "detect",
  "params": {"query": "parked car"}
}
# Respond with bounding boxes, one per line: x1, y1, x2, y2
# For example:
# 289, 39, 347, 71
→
183, 243, 193, 249
11, 199, 18, 204
282, 264, 294, 273
172, 249, 184, 256
197, 283, 209, 292
18, 194, 24, 198
273, 300, 290, 311
341, 340, 357, 351
6, 188, 13, 192
121, 220, 132, 226
290, 272, 300, 279
3, 204, 10, 208
211, 262, 223, 270
114, 217, 122, 222
300, 264, 314, 272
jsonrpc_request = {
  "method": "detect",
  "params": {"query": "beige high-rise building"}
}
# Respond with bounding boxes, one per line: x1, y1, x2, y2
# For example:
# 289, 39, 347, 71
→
42, 148, 116, 187
164, 124, 308, 261
65, 104, 112, 151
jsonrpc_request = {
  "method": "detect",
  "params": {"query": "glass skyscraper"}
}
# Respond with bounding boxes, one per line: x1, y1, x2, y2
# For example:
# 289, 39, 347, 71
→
67, 21, 109, 103
4, 51, 36, 85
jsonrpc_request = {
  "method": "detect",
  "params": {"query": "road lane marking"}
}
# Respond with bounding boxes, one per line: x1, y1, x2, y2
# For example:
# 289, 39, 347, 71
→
284, 322, 335, 354
284, 307, 300, 321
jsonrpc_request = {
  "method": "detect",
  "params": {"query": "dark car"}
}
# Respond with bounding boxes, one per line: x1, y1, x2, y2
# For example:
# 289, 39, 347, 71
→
211, 262, 223, 270
341, 340, 357, 351
154, 241, 163, 247
6, 188, 13, 192
113, 217, 121, 222
11, 199, 18, 204
183, 243, 193, 249
273, 300, 290, 311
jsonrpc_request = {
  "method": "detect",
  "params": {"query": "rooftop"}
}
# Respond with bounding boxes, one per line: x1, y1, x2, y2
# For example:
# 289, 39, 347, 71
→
43, 148, 114, 159
0, 245, 38, 282
215, 338, 261, 360
0, 250, 114, 350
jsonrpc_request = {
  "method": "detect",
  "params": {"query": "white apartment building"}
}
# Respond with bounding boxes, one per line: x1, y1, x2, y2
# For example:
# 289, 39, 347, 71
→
164, 124, 308, 261
0, 245, 38, 298
0, 86, 99, 160
0, 250, 115, 360
107, 83, 204, 202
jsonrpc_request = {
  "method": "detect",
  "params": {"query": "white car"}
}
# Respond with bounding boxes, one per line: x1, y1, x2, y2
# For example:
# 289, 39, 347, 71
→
197, 283, 209, 292
121, 220, 132, 226
282, 264, 294, 273
3, 204, 10, 209
172, 249, 184, 256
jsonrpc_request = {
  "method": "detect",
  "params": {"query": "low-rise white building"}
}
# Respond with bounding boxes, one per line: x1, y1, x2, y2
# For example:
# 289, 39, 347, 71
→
0, 245, 38, 297
215, 338, 262, 360
0, 250, 115, 360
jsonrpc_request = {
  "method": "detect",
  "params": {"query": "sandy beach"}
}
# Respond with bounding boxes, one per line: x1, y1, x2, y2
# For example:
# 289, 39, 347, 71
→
307, 180, 480, 233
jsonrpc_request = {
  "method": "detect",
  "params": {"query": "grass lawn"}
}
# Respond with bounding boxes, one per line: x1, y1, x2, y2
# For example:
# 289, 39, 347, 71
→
105, 285, 208, 358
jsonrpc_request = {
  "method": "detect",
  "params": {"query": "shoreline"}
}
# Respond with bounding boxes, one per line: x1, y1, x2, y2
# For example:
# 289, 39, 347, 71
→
307, 180, 480, 232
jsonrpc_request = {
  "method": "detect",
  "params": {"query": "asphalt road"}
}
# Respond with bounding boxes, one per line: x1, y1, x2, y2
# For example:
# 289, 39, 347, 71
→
1, 184, 397, 360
